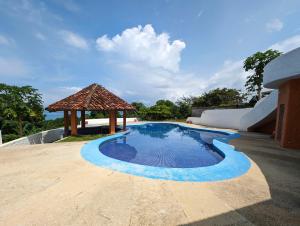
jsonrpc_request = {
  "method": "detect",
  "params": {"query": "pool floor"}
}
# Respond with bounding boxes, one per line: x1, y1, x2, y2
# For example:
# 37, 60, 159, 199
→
99, 123, 226, 168
81, 122, 251, 182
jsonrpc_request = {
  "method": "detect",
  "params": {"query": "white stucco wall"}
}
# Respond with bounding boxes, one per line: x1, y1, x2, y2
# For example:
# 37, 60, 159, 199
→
0, 128, 64, 148
239, 90, 278, 131
264, 47, 300, 89
187, 91, 278, 131
187, 108, 251, 130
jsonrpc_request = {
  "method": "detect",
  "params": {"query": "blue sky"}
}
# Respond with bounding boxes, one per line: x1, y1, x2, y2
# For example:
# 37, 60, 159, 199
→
0, 0, 300, 106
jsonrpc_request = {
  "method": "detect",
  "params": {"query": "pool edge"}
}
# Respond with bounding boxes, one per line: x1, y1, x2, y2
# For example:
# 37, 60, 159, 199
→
80, 122, 251, 182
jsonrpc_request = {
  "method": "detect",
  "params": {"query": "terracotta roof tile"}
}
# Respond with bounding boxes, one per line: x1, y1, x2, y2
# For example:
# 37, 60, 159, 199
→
46, 83, 135, 112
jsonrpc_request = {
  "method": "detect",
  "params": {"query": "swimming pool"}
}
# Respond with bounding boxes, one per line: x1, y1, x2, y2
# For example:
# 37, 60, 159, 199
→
99, 123, 226, 168
81, 122, 251, 182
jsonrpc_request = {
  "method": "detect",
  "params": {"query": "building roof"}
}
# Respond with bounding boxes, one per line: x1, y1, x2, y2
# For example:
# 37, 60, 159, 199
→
46, 83, 135, 112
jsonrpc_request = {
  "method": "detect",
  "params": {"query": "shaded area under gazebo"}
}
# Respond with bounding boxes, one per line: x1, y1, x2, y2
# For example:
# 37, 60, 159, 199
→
46, 83, 135, 136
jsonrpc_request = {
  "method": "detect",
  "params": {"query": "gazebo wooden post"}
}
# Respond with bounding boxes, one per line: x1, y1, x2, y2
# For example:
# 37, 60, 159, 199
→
63, 110, 69, 136
123, 110, 126, 131
81, 110, 85, 128
115, 111, 118, 129
70, 110, 78, 136
109, 110, 116, 134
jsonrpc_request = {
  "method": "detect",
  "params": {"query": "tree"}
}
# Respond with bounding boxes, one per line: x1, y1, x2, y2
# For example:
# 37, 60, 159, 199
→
176, 96, 192, 118
244, 49, 281, 100
128, 102, 148, 119
0, 84, 44, 137
89, 111, 109, 119
146, 104, 173, 120
192, 88, 246, 107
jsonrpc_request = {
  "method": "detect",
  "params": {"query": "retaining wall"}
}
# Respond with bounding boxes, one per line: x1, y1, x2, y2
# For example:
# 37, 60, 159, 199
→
0, 128, 64, 148
187, 108, 251, 130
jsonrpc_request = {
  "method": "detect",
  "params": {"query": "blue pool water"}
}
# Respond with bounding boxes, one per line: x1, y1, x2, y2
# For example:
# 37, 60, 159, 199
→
99, 123, 228, 168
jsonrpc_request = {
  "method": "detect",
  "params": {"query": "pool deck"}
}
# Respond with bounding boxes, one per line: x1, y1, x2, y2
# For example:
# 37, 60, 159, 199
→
0, 127, 300, 225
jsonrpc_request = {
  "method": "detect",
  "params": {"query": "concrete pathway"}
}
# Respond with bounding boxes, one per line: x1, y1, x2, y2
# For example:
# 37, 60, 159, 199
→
0, 132, 299, 226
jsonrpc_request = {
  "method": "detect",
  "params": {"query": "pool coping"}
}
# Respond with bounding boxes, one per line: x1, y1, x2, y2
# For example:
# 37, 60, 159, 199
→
80, 122, 251, 182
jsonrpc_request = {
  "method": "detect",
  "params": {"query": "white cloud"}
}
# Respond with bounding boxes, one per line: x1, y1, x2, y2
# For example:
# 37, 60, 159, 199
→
0, 34, 14, 46
96, 24, 249, 103
197, 10, 204, 18
0, 57, 29, 78
110, 59, 249, 104
269, 35, 300, 52
266, 19, 283, 32
96, 24, 186, 72
206, 60, 249, 91
0, 0, 62, 26
96, 27, 300, 104
0, 35, 10, 45
62, 86, 82, 92
60, 0, 80, 12
35, 32, 46, 41
60, 30, 88, 50
43, 86, 82, 105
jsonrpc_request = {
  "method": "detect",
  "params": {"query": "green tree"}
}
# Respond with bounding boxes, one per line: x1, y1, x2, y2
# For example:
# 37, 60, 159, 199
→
192, 88, 246, 108
244, 49, 281, 100
146, 104, 173, 120
155, 100, 179, 119
89, 111, 109, 119
131, 102, 147, 111
176, 96, 192, 118
0, 84, 44, 137
128, 102, 148, 119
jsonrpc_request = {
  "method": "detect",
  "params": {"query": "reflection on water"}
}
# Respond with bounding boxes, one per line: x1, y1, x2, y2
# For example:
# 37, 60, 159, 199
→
99, 123, 228, 168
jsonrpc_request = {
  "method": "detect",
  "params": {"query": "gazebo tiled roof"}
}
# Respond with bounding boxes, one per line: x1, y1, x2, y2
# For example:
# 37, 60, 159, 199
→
46, 83, 135, 112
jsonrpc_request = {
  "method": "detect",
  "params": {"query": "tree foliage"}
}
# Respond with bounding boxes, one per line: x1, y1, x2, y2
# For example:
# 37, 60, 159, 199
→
0, 84, 44, 141
244, 49, 281, 100
192, 88, 247, 108
129, 98, 192, 121
176, 96, 192, 118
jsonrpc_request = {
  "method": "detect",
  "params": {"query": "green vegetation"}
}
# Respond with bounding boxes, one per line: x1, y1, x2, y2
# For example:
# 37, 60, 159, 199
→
0, 84, 44, 142
192, 88, 247, 108
58, 134, 107, 142
128, 98, 192, 121
244, 49, 281, 100
127, 88, 247, 121
42, 118, 64, 130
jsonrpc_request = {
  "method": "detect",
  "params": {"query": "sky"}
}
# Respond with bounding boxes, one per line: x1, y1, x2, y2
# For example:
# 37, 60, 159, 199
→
0, 0, 300, 107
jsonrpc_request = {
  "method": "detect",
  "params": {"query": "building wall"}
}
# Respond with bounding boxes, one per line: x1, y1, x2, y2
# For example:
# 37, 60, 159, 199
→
276, 78, 300, 148
239, 90, 278, 132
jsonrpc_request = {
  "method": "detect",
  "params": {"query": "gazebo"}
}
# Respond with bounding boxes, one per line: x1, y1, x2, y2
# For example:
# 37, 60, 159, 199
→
46, 83, 135, 136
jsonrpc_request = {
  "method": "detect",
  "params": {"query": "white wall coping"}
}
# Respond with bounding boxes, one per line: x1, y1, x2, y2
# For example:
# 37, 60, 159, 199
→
187, 108, 251, 130
264, 47, 300, 89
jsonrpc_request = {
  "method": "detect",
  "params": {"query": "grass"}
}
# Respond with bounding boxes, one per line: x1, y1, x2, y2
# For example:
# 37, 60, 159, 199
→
58, 134, 107, 142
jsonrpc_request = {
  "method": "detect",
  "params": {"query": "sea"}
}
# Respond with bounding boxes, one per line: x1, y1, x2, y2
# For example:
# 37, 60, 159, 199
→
44, 111, 63, 120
